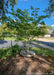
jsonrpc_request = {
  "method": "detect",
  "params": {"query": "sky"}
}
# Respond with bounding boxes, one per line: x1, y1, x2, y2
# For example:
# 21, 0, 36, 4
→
0, 0, 54, 28
13, 0, 54, 28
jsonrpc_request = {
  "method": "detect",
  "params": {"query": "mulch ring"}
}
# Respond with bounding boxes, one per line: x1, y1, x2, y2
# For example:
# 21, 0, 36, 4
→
0, 54, 54, 75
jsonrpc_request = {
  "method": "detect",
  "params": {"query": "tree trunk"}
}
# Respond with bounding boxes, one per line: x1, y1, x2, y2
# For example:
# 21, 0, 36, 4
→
24, 36, 30, 53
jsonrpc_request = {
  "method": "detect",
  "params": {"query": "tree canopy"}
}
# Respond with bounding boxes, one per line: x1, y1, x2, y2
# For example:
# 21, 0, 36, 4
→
0, 0, 54, 21
45, 0, 54, 16
0, 23, 18, 36
0, 0, 17, 19
4, 7, 48, 37
46, 25, 53, 30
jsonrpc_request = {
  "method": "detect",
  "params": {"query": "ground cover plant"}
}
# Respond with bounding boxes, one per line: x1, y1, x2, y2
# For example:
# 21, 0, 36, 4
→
0, 44, 54, 60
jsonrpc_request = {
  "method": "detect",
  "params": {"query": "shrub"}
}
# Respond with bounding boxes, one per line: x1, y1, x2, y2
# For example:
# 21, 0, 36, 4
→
0, 44, 23, 59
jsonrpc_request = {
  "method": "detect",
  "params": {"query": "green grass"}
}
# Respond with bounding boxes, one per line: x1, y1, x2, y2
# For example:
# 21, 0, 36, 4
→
0, 36, 37, 41
31, 47, 54, 57
0, 36, 26, 41
4, 36, 17, 41
0, 44, 23, 59
15, 37, 26, 41
0, 44, 54, 60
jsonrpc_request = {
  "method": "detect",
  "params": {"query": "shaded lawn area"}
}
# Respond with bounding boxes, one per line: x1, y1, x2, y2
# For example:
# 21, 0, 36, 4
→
0, 45, 54, 75
0, 44, 54, 60
0, 45, 21, 59
31, 47, 54, 57
31, 47, 54, 63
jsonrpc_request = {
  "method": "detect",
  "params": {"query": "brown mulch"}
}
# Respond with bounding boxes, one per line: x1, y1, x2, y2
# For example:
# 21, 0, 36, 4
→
0, 54, 54, 75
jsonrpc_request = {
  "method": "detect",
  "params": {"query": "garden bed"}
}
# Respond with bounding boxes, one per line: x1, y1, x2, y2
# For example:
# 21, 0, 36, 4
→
0, 54, 54, 75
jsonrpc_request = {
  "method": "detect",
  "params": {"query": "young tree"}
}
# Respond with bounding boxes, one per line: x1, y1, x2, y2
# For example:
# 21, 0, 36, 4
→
45, 0, 54, 16
5, 7, 48, 53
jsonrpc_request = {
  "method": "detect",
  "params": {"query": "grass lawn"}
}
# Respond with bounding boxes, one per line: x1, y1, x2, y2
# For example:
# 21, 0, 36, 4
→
31, 47, 54, 57
1, 36, 26, 41
0, 44, 21, 59
4, 36, 17, 41
0, 44, 54, 60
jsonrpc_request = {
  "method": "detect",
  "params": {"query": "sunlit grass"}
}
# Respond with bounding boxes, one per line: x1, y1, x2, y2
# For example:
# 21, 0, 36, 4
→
2, 36, 26, 41
31, 47, 54, 57
4, 37, 17, 41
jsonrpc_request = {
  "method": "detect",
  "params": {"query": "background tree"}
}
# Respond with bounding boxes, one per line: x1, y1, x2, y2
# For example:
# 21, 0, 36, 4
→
39, 25, 49, 36
46, 25, 53, 30
0, 22, 18, 38
30, 6, 49, 36
45, 0, 54, 16
0, 0, 17, 20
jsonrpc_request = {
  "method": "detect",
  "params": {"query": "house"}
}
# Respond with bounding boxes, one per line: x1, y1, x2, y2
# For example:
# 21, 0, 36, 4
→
44, 29, 54, 37
51, 30, 54, 37
44, 35, 51, 37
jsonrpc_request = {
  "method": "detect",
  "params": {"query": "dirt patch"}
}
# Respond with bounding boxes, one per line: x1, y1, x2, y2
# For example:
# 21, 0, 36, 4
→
0, 54, 54, 75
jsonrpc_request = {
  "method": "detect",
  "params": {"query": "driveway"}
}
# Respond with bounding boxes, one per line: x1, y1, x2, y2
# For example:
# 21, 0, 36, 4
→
31, 41, 54, 51
0, 40, 42, 48
0, 40, 24, 48
0, 40, 54, 51
33, 38, 54, 51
